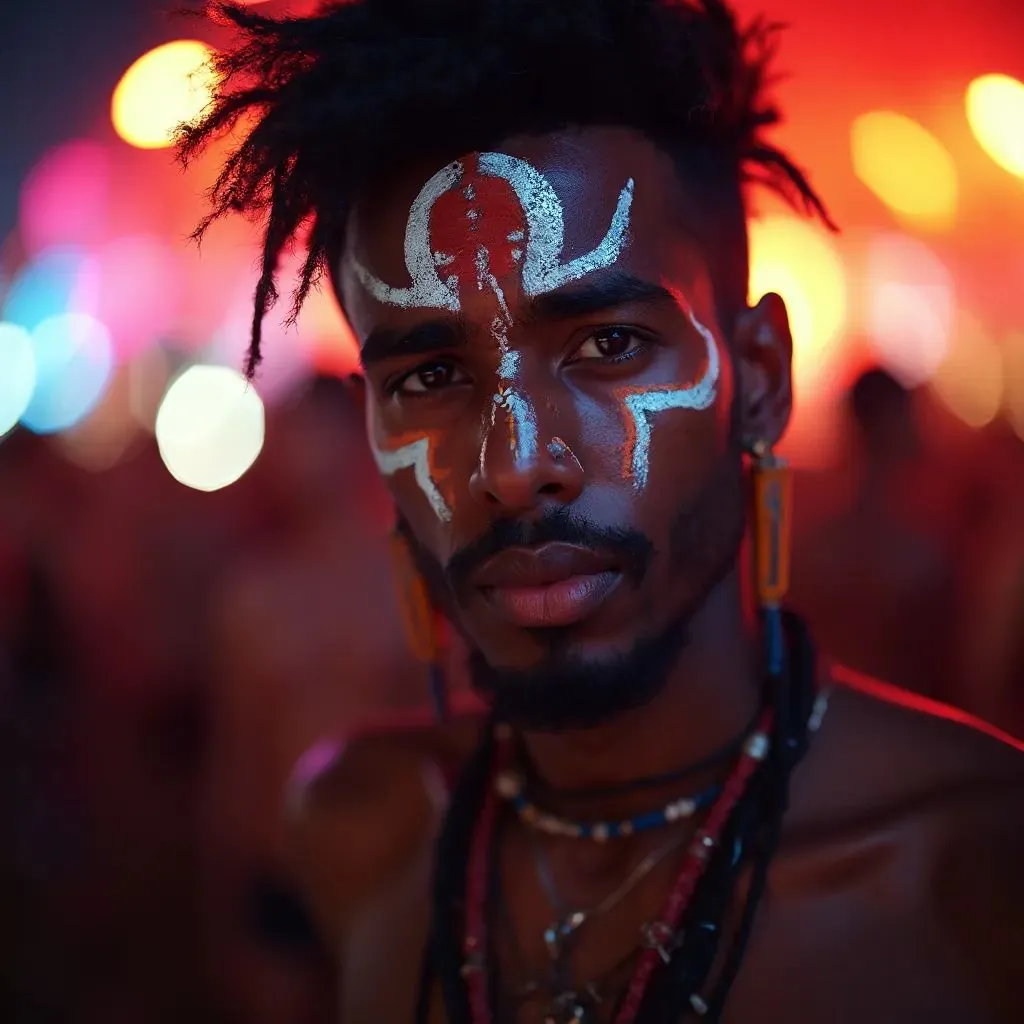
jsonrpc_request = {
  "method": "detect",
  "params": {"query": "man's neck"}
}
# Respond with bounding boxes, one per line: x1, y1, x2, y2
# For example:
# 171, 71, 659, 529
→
518, 569, 761, 825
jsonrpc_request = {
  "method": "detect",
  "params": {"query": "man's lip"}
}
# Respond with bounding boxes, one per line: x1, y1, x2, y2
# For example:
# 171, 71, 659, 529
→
481, 571, 622, 629
471, 543, 620, 589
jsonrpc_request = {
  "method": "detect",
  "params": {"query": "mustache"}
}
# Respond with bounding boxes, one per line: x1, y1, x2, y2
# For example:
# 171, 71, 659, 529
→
444, 508, 653, 595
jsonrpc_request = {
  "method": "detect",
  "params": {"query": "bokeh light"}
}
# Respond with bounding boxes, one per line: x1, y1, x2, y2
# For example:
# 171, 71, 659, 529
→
155, 364, 266, 491
55, 367, 142, 472
864, 234, 954, 387
21, 313, 115, 434
19, 140, 111, 255
748, 215, 848, 396
2, 247, 97, 332
850, 112, 958, 230
94, 235, 184, 359
966, 73, 1024, 179
112, 41, 218, 150
0, 323, 37, 438
929, 312, 1003, 429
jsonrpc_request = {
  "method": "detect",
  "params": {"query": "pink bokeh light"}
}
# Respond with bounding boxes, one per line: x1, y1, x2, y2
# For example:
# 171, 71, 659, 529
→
19, 140, 112, 256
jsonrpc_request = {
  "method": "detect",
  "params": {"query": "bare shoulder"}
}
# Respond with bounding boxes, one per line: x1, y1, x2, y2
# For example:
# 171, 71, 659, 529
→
828, 665, 1024, 788
283, 701, 483, 948
780, 670, 1024, 1018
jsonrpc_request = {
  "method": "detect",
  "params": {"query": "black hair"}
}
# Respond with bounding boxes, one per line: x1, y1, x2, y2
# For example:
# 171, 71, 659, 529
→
178, 0, 834, 378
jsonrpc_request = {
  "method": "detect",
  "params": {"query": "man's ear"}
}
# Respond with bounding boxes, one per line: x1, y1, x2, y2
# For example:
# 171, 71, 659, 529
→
732, 292, 793, 447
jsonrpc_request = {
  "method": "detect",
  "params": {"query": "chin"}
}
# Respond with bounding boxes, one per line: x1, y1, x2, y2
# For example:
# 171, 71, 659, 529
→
466, 617, 690, 733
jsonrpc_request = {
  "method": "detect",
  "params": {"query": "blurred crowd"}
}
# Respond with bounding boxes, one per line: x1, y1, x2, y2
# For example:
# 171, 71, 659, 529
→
0, 367, 1022, 1024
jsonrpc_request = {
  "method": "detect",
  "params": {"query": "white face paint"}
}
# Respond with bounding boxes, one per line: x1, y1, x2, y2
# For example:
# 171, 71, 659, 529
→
620, 310, 721, 492
475, 152, 635, 296
352, 150, 638, 514
369, 434, 451, 522
473, 233, 538, 471
352, 161, 462, 311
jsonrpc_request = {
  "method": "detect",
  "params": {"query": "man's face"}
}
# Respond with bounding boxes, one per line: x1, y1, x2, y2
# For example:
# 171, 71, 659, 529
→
339, 127, 789, 730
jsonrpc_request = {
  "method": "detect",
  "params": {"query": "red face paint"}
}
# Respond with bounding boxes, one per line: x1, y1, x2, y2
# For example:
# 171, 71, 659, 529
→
429, 154, 527, 300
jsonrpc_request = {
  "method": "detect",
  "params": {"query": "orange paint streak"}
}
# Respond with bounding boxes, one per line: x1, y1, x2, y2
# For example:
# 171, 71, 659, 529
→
378, 428, 454, 505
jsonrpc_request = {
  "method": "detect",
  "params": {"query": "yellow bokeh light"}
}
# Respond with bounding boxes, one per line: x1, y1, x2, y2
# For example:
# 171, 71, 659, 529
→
112, 40, 218, 150
929, 312, 1003, 430
966, 73, 1024, 179
850, 111, 958, 230
748, 216, 848, 397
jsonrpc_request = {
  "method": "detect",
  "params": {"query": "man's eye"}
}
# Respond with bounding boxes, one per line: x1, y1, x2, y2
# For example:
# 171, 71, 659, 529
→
572, 327, 646, 363
393, 361, 467, 396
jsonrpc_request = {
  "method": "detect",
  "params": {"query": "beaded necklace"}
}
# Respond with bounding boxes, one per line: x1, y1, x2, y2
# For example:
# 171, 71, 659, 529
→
496, 767, 722, 841
461, 710, 775, 1024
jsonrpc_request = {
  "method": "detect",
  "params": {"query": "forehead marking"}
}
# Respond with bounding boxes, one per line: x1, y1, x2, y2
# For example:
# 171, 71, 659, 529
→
352, 152, 635, 316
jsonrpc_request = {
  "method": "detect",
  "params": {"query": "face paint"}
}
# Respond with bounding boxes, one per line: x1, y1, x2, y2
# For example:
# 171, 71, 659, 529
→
352, 161, 462, 312
618, 308, 721, 491
547, 436, 580, 467
471, 212, 538, 469
353, 151, 635, 498
476, 152, 635, 296
353, 153, 635, 312
369, 432, 452, 522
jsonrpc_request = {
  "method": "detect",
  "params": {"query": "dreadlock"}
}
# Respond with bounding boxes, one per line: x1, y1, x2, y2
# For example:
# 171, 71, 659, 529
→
177, 0, 833, 378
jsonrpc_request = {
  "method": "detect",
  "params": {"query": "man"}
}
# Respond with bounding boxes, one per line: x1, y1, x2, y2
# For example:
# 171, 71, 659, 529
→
180, 2, 1024, 1021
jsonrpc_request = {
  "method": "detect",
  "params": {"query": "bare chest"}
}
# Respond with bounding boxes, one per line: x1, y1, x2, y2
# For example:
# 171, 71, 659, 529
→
338, 855, 987, 1024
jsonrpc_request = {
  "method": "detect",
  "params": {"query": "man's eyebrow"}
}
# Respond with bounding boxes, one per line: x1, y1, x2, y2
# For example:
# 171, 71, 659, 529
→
359, 320, 463, 366
526, 270, 679, 322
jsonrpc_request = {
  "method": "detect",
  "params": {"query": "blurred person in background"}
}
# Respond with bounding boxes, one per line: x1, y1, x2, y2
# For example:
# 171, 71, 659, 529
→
0, 420, 276, 1023
790, 368, 962, 705
175, 1, 1024, 1021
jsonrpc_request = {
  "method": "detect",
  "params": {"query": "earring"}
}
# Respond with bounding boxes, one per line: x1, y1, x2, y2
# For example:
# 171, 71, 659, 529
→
746, 439, 791, 677
388, 528, 449, 721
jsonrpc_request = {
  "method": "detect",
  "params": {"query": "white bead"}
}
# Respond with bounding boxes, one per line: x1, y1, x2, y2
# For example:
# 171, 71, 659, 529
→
745, 732, 770, 761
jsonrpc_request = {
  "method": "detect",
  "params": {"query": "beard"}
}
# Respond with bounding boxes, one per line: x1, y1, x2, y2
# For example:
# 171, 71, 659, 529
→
397, 435, 746, 733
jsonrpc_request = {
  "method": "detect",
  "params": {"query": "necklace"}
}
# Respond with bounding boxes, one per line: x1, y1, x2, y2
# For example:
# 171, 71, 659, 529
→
533, 828, 691, 964
462, 711, 775, 1024
496, 768, 722, 841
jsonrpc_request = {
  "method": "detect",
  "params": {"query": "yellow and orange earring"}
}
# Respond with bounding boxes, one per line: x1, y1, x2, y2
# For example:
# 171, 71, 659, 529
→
388, 527, 450, 721
747, 439, 792, 678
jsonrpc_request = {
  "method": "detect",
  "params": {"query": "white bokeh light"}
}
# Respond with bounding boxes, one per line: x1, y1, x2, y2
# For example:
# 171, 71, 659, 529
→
864, 234, 954, 388
155, 364, 266, 491
0, 323, 38, 437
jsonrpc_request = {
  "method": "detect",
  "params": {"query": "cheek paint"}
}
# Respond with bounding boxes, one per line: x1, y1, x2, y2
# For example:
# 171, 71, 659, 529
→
369, 432, 452, 523
618, 309, 721, 491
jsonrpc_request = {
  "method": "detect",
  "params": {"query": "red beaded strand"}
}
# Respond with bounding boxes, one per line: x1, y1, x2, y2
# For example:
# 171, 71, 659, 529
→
460, 710, 774, 1024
